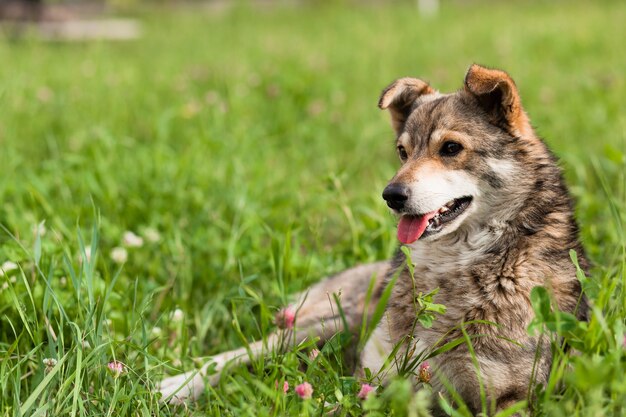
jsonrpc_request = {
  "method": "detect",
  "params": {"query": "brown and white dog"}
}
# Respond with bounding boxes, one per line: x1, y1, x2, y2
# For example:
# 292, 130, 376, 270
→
159, 65, 588, 415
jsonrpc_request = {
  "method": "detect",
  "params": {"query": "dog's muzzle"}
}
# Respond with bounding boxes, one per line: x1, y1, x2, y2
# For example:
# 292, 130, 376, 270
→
382, 183, 410, 211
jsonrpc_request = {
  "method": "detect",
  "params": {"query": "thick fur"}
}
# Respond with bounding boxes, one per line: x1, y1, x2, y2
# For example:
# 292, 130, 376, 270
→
159, 65, 588, 415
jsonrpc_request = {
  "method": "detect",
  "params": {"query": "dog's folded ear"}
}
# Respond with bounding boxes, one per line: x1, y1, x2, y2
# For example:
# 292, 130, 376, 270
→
378, 78, 435, 135
464, 64, 531, 137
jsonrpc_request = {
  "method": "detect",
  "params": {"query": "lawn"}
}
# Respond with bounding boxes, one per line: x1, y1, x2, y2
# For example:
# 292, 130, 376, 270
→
0, 0, 625, 415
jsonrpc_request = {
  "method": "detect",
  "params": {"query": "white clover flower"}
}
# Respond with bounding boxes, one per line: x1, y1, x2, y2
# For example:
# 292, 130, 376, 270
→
0, 261, 19, 277
151, 326, 162, 337
143, 227, 161, 243
171, 308, 184, 323
32, 222, 47, 237
122, 231, 144, 248
80, 245, 93, 264
0, 261, 18, 277
43, 357, 57, 373
110, 247, 128, 264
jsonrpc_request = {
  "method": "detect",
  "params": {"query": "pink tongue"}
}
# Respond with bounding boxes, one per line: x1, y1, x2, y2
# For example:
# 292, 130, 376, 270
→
397, 211, 438, 244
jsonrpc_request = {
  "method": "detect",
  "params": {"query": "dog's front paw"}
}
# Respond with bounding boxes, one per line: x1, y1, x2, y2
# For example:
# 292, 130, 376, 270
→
158, 370, 205, 405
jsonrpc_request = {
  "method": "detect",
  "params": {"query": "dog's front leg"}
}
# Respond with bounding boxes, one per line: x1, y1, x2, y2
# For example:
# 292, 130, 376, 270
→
158, 261, 390, 404
158, 322, 341, 404
158, 336, 280, 404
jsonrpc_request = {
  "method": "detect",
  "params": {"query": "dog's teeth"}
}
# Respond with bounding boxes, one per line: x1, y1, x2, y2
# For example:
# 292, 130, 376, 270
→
439, 206, 449, 213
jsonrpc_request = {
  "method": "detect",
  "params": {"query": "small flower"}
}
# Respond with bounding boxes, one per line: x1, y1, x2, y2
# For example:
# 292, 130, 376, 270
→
248, 73, 261, 87
275, 380, 289, 393
275, 306, 296, 329
0, 261, 18, 277
80, 245, 92, 264
266, 84, 281, 99
306, 99, 325, 117
107, 361, 125, 377
418, 361, 431, 384
171, 308, 184, 323
205, 90, 220, 105
143, 227, 161, 243
110, 247, 128, 264
122, 231, 144, 248
295, 382, 313, 400
37, 86, 54, 103
309, 348, 320, 361
32, 222, 47, 236
151, 326, 162, 337
42, 357, 57, 372
357, 383, 375, 399
181, 101, 201, 119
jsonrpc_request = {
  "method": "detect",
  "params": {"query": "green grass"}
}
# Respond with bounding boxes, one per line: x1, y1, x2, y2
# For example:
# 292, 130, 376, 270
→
1, 0, 625, 415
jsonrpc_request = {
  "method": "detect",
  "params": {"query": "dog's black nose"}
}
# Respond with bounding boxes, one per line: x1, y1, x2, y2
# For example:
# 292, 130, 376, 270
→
382, 183, 410, 210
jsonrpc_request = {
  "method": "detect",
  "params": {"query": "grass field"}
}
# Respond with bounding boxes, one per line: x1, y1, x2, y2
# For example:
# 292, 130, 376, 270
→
1, 0, 625, 415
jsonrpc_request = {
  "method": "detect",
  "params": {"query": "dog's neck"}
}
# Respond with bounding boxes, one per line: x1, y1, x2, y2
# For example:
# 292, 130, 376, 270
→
406, 224, 498, 274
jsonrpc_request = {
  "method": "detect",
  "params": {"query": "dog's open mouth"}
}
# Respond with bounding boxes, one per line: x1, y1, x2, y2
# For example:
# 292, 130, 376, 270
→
397, 196, 473, 244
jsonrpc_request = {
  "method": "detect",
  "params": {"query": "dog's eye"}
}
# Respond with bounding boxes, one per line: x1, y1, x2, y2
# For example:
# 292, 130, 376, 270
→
440, 141, 463, 157
397, 145, 408, 161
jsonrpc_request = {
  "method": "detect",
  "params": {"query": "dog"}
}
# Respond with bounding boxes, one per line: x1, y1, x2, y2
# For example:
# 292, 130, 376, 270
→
158, 64, 588, 415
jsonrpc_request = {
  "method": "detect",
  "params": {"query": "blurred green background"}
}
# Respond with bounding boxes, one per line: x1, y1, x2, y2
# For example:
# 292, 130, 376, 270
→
0, 0, 624, 415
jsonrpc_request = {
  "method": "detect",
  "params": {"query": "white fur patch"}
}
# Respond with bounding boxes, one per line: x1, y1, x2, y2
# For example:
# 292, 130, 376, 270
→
406, 169, 480, 214
361, 316, 429, 383
415, 91, 444, 106
361, 322, 395, 379
409, 226, 490, 273
397, 132, 411, 147
486, 158, 517, 178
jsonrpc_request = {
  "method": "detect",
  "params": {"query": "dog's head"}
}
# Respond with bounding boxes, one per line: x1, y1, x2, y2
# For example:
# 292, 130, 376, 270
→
380, 64, 534, 244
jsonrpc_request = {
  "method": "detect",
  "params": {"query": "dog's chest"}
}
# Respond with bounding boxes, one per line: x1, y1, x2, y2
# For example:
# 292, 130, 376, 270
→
410, 237, 487, 275
386, 233, 533, 346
